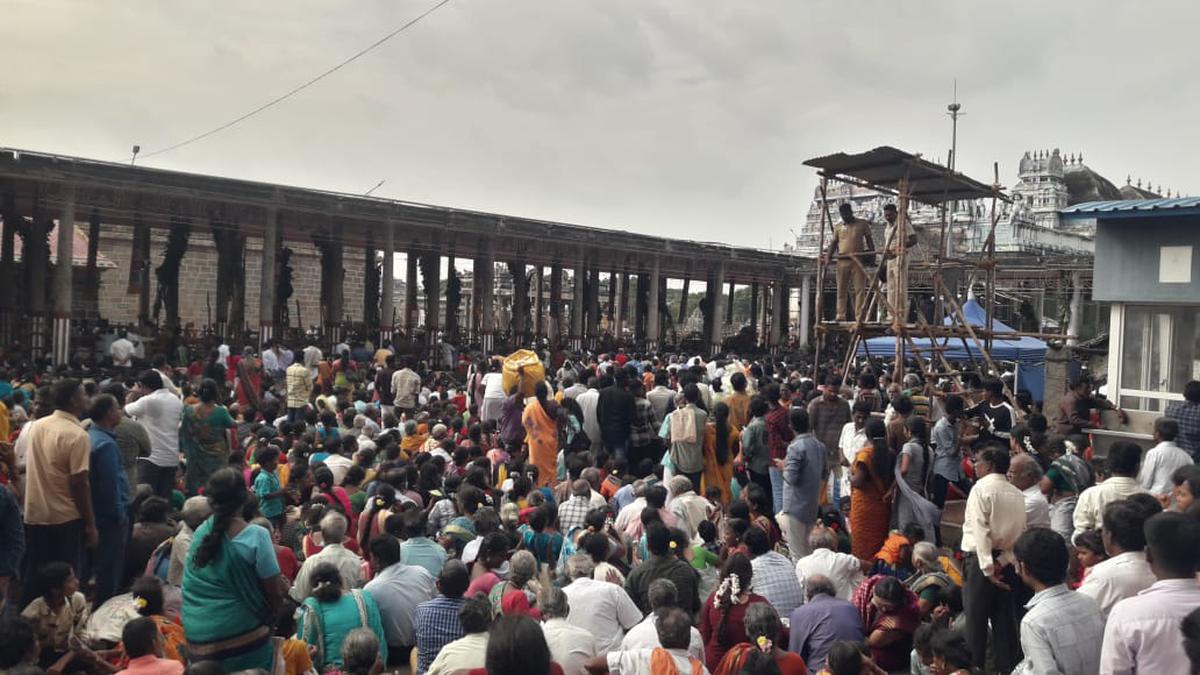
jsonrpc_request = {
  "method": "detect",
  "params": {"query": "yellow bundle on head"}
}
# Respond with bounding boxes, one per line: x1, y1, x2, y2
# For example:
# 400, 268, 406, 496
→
501, 350, 545, 397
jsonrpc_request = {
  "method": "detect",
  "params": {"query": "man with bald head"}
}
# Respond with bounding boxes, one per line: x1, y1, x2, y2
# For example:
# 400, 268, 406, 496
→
1010, 453, 1051, 529
787, 574, 865, 672
591, 607, 706, 675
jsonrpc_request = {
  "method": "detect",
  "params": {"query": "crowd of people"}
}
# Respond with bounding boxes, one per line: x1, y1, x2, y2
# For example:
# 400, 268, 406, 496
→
2, 338, 1200, 675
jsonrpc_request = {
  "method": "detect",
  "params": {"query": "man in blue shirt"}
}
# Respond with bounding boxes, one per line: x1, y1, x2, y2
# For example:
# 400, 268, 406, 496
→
88, 393, 132, 606
778, 407, 826, 559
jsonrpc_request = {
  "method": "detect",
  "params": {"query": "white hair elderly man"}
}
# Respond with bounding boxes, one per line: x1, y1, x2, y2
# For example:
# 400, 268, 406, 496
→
619, 578, 704, 661
1009, 453, 1051, 529
539, 586, 600, 675
795, 525, 869, 600
667, 475, 712, 541
291, 511, 365, 601
167, 496, 212, 587
560, 553, 642, 654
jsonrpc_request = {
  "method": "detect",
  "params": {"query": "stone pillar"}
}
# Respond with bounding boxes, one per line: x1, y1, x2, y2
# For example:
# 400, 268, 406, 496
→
616, 272, 628, 339
535, 264, 545, 340
799, 274, 813, 347
571, 256, 585, 350
709, 261, 726, 354
477, 238, 495, 353
423, 251, 440, 345
646, 256, 661, 350
586, 264, 601, 346
770, 279, 785, 350
51, 184, 75, 365
319, 226, 345, 350
750, 282, 760, 343
761, 284, 771, 347
678, 276, 691, 325
405, 249, 419, 338
725, 281, 735, 325
549, 263, 563, 346
380, 222, 395, 346
258, 207, 278, 351
510, 261, 528, 344
606, 269, 617, 333
0, 190, 17, 345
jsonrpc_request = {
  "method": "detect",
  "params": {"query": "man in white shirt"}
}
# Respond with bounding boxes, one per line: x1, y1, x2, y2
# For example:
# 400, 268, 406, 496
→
540, 586, 599, 675
423, 595, 489, 675
795, 526, 868, 600
110, 332, 135, 369
1101, 512, 1200, 675
1137, 418, 1192, 496
561, 376, 588, 401
666, 475, 712, 540
124, 369, 184, 499
561, 553, 642, 653
1078, 500, 1158, 619
592, 607, 709, 675
619, 579, 704, 660
576, 382, 602, 453
833, 404, 868, 504
1009, 453, 1051, 529
961, 444, 1027, 673
291, 512, 364, 601
1073, 442, 1147, 543
614, 482, 648, 535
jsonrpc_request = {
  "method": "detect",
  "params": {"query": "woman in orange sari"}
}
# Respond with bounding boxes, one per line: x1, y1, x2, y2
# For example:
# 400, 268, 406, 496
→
522, 382, 559, 488
702, 402, 740, 505
850, 418, 895, 561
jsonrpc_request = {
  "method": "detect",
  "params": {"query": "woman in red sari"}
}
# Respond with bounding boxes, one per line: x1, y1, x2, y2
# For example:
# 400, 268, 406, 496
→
850, 418, 895, 561
851, 575, 921, 672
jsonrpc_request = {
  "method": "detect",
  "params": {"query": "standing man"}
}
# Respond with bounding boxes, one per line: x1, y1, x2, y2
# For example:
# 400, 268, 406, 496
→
930, 395, 973, 509
778, 408, 824, 559
666, 385, 707, 492
1008, 453, 1050, 529
1165, 380, 1200, 461
808, 377, 851, 505
881, 203, 918, 322
763, 383, 794, 514
1072, 441, 1146, 543
87, 394, 132, 607
826, 202, 875, 322
124, 370, 184, 499
284, 356, 312, 425
1011, 527, 1105, 675
101, 382, 151, 492
960, 444, 1026, 673
597, 368, 636, 462
365, 535, 437, 669
22, 379, 96, 587
1101, 512, 1200, 674
1137, 418, 1193, 497
391, 357, 422, 418
1078, 500, 1157, 619
375, 355, 396, 419
1053, 374, 1127, 436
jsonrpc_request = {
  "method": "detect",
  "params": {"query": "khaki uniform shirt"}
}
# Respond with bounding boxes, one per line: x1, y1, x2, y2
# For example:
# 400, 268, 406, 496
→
835, 219, 872, 257
23, 410, 90, 525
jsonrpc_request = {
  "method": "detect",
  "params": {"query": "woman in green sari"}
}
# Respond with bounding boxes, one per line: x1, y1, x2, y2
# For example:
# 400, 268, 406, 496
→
181, 378, 236, 495
183, 468, 287, 671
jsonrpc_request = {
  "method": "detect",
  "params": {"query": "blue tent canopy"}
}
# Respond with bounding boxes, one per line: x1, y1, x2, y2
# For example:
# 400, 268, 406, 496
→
856, 299, 1047, 400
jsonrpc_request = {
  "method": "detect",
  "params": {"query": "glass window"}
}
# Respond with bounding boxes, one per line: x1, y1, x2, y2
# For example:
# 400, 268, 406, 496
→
1119, 304, 1200, 411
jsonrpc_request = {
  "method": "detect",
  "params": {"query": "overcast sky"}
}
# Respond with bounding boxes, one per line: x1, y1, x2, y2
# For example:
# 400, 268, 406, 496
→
4, 1, 1197, 250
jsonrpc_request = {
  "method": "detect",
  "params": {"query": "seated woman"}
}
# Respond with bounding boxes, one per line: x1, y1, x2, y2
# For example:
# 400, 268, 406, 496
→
296, 562, 388, 671
903, 542, 961, 619
182, 468, 287, 672
699, 554, 769, 669
851, 575, 920, 673
870, 524, 923, 579
114, 576, 185, 664
518, 503, 564, 569
712, 602, 808, 675
487, 550, 541, 619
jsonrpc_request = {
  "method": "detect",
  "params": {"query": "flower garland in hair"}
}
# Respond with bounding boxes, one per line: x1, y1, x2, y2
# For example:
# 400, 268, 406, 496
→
132, 596, 148, 611
1064, 439, 1079, 456
715, 573, 742, 609
755, 635, 773, 653
1023, 436, 1040, 458
374, 496, 388, 509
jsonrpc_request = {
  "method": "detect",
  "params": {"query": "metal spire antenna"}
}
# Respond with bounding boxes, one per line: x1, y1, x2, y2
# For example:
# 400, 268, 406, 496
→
947, 80, 964, 170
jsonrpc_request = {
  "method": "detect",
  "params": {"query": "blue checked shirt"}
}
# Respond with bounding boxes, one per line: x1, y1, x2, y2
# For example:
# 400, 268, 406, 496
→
413, 595, 465, 675
1166, 400, 1200, 460
750, 551, 806, 618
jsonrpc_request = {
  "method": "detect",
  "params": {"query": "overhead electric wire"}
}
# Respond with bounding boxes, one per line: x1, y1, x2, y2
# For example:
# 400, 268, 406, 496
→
129, 0, 452, 161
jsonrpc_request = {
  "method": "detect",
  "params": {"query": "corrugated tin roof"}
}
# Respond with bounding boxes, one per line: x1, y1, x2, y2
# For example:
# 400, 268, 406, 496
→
803, 146, 1007, 206
1061, 197, 1200, 219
